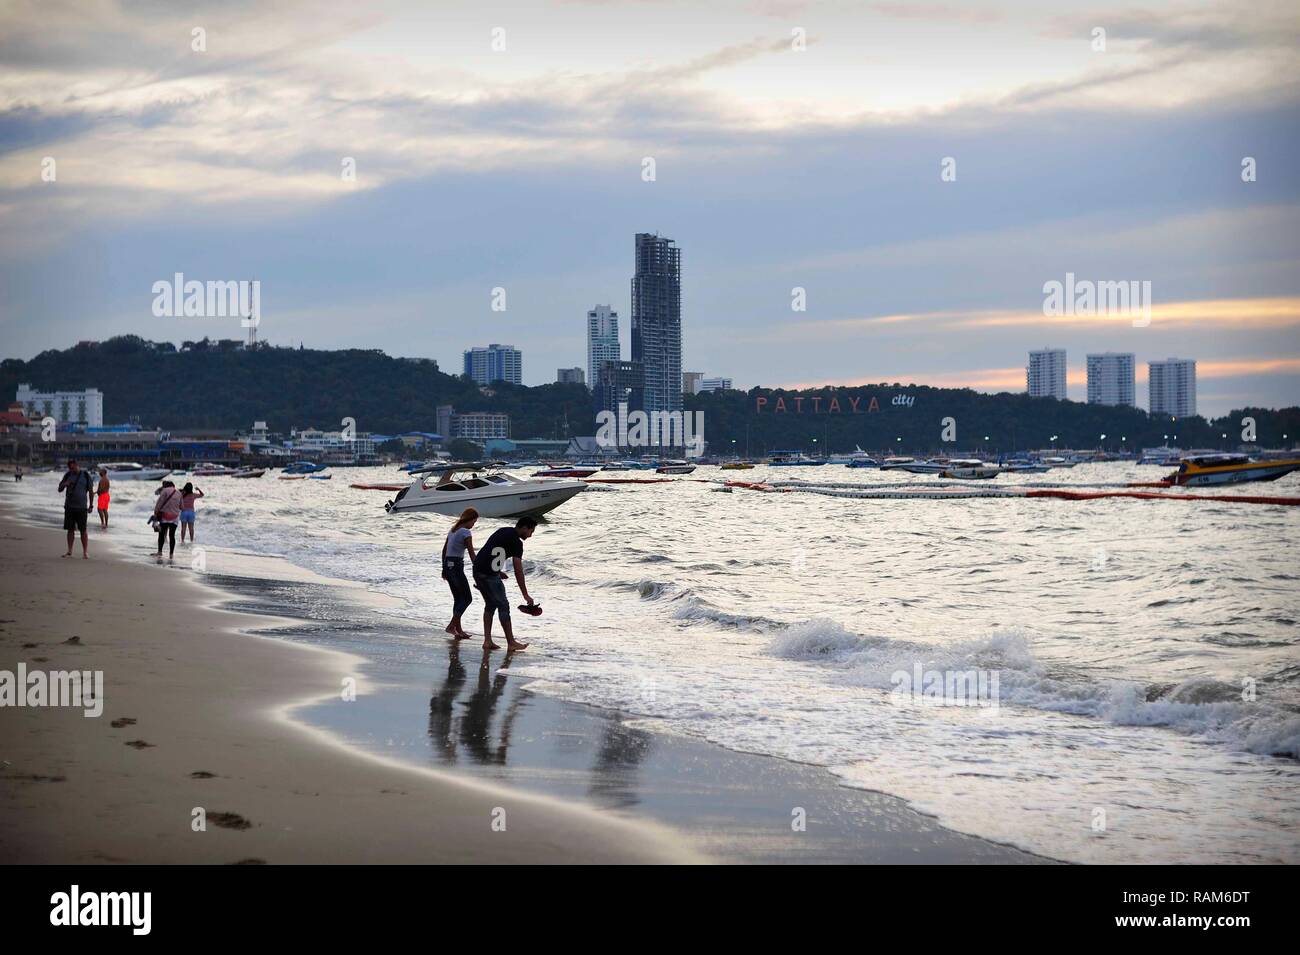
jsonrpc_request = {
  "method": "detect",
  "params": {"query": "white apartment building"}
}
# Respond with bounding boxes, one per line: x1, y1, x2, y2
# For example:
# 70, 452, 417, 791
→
1027, 349, 1068, 400
700, 377, 733, 393
587, 305, 620, 389
16, 383, 104, 427
1086, 353, 1136, 406
452, 412, 510, 441
1148, 358, 1197, 417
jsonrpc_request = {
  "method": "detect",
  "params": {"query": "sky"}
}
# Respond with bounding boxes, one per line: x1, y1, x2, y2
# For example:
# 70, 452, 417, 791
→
1, 0, 1298, 416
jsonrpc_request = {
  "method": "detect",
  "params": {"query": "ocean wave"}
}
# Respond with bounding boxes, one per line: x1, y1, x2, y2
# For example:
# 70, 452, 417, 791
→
768, 619, 1300, 759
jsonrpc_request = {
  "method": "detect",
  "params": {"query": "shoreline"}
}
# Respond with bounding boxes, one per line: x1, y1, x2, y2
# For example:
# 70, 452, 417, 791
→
0, 499, 700, 864
0, 485, 1050, 864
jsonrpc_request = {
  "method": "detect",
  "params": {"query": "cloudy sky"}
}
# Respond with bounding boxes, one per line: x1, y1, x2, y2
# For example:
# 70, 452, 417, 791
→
2, 0, 1298, 414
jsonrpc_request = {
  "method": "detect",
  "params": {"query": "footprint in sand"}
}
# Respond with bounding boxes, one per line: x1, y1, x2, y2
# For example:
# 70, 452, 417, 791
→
208, 812, 253, 830
231, 858, 267, 865
63, 636, 82, 645
189, 771, 217, 779
110, 717, 137, 728
124, 740, 154, 749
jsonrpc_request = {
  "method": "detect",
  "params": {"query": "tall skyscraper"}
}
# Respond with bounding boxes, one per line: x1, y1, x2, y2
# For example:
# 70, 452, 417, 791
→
587, 305, 620, 389
1086, 352, 1136, 406
463, 344, 522, 386
1027, 348, 1067, 400
631, 233, 682, 415
1149, 358, 1197, 417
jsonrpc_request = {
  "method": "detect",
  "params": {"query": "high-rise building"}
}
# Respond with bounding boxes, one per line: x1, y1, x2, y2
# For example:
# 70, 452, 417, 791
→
16, 383, 104, 427
587, 306, 620, 389
1148, 358, 1197, 417
593, 360, 644, 423
682, 371, 703, 395
463, 344, 522, 386
700, 377, 733, 393
1027, 348, 1067, 400
1086, 353, 1136, 406
631, 233, 682, 416
556, 367, 585, 386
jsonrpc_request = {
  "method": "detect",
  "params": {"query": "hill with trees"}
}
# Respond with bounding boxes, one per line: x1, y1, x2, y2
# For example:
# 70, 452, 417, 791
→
3, 336, 1296, 453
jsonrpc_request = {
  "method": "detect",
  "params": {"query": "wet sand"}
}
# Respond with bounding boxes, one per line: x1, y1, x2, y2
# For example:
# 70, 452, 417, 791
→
0, 503, 698, 863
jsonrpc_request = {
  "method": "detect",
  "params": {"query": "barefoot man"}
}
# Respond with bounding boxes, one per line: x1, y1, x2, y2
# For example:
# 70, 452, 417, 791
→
471, 516, 538, 652
57, 458, 95, 558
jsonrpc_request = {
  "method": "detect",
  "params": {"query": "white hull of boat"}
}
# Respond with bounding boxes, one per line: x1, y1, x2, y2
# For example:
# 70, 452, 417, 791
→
104, 468, 171, 481
388, 479, 586, 518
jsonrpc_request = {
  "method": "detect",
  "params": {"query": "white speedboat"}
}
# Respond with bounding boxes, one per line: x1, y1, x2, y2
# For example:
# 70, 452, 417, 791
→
656, 460, 697, 474
939, 459, 1001, 480
98, 462, 172, 481
899, 458, 950, 474
386, 463, 586, 518
829, 445, 876, 465
231, 468, 266, 478
878, 456, 916, 470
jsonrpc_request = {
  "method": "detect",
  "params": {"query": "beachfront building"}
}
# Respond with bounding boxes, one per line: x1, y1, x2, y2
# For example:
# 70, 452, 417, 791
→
1027, 349, 1068, 400
700, 377, 733, 393
1149, 358, 1197, 418
1086, 352, 1136, 406
289, 428, 380, 464
451, 411, 510, 441
631, 233, 682, 416
587, 305, 620, 389
557, 367, 585, 386
682, 371, 703, 395
463, 344, 522, 386
15, 383, 104, 427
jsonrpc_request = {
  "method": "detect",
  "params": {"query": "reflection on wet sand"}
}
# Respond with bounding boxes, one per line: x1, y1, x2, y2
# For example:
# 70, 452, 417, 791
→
426, 641, 654, 805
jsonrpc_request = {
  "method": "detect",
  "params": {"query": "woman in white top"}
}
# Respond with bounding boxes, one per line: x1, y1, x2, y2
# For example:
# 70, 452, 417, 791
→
441, 507, 479, 639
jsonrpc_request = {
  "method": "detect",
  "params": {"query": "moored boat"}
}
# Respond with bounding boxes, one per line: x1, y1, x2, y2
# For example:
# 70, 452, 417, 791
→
655, 460, 697, 475
1163, 454, 1300, 487
387, 462, 586, 518
98, 462, 172, 481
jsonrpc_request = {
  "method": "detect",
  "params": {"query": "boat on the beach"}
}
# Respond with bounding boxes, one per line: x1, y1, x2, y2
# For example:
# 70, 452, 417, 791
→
98, 462, 172, 481
1162, 453, 1300, 487
655, 460, 697, 474
386, 462, 586, 518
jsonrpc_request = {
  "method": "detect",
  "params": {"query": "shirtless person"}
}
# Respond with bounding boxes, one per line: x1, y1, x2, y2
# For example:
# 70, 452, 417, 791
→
470, 516, 538, 652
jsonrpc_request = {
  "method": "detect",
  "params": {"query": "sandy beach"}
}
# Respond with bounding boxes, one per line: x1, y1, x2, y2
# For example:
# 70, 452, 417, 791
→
0, 502, 699, 864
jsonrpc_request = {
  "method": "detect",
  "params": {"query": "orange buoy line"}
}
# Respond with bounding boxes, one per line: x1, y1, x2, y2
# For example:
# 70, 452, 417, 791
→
1026, 489, 1300, 505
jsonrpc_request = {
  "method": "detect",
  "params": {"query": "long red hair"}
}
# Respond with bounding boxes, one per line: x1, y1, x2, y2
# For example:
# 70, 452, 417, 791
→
450, 507, 479, 532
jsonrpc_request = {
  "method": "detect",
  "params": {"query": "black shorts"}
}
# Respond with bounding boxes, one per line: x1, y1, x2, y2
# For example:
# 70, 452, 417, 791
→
63, 509, 88, 533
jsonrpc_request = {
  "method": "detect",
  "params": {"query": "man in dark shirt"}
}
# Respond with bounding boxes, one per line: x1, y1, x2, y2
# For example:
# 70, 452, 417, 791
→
57, 459, 95, 558
471, 516, 537, 651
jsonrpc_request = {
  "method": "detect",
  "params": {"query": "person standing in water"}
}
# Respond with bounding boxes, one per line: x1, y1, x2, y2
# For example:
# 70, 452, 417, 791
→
441, 507, 479, 639
471, 515, 538, 652
95, 467, 111, 528
179, 482, 204, 542
153, 480, 183, 559
57, 459, 95, 558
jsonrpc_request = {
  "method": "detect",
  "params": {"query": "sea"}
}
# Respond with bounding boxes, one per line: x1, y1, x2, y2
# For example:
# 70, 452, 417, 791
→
14, 462, 1299, 863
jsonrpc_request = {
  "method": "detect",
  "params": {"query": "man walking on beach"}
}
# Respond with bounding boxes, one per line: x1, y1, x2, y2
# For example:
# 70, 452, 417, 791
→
58, 458, 95, 558
471, 516, 538, 652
